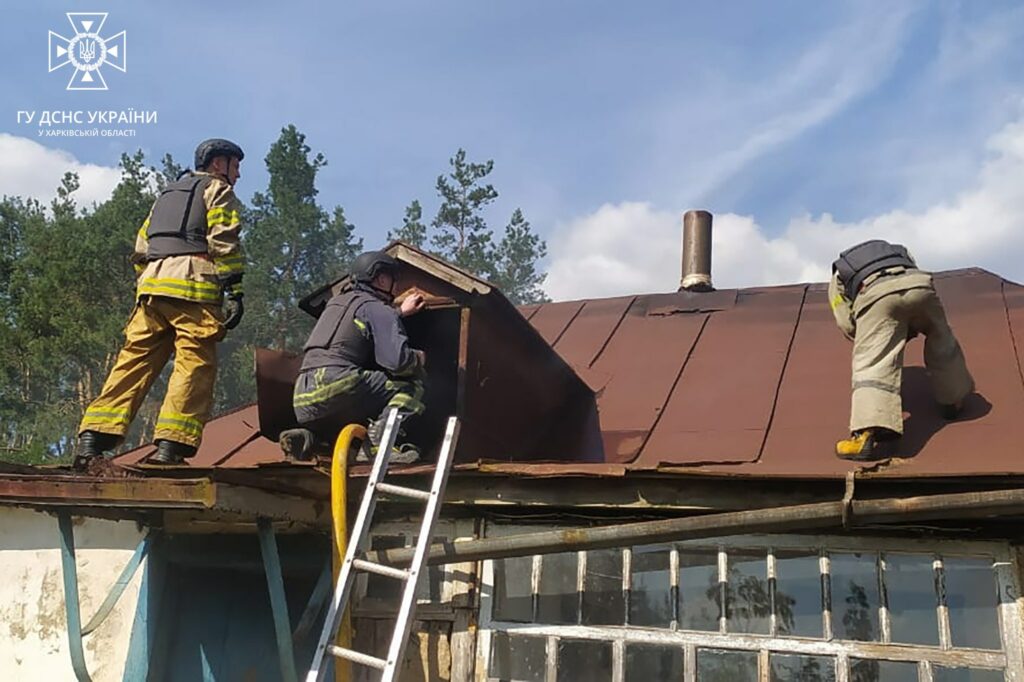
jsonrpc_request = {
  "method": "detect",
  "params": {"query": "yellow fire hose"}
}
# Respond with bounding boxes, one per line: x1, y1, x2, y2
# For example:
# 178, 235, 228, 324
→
330, 423, 366, 682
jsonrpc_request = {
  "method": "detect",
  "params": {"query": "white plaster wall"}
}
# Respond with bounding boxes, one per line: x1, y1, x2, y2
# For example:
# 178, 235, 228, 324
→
0, 507, 146, 682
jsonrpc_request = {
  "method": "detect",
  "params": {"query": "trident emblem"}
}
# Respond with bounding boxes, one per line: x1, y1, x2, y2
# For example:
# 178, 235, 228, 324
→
48, 13, 127, 91
78, 39, 97, 64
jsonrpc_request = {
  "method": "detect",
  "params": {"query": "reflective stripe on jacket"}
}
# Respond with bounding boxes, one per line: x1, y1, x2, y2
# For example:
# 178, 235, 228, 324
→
132, 171, 245, 303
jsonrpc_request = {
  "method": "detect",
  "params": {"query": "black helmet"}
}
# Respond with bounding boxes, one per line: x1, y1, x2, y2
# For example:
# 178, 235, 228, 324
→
194, 138, 244, 170
351, 251, 399, 284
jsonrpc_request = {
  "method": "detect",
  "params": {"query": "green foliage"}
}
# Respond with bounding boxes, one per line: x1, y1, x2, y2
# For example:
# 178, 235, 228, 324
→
431, 149, 499, 275
492, 209, 550, 304
0, 130, 549, 464
212, 125, 362, 411
388, 200, 427, 248
413, 149, 549, 304
2, 153, 156, 461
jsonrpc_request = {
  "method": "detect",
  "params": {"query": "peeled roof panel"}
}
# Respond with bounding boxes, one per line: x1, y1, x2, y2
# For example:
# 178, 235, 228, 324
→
637, 286, 806, 466
529, 300, 585, 345
553, 296, 635, 369
589, 299, 707, 463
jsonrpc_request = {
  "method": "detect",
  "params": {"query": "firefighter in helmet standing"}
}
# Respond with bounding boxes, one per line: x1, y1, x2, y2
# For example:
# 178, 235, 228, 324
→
76, 139, 246, 465
289, 251, 427, 462
829, 239, 974, 461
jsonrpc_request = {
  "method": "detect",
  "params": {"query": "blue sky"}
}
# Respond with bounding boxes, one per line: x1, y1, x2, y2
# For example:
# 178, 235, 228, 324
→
4, 1, 1024, 299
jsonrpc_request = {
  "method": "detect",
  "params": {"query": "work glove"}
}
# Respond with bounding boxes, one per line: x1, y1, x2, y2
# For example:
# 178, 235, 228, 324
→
223, 293, 244, 330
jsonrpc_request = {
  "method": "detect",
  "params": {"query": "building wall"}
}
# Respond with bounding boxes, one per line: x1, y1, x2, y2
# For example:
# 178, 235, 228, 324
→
0, 507, 146, 682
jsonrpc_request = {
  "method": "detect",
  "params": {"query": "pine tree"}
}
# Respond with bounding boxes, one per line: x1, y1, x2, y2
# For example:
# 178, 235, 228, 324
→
431, 149, 498, 275
492, 209, 550, 304
388, 200, 427, 248
215, 125, 362, 411
426, 149, 549, 304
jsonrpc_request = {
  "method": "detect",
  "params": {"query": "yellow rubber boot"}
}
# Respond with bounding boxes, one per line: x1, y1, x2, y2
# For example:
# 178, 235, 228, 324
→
835, 429, 892, 461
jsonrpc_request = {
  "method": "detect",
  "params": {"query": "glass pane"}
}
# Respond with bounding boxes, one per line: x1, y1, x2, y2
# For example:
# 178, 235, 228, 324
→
537, 552, 578, 624
775, 550, 824, 638
625, 644, 684, 681
726, 550, 770, 634
679, 549, 720, 631
489, 631, 546, 682
945, 557, 1000, 650
849, 659, 918, 682
884, 554, 938, 645
557, 639, 612, 682
770, 654, 835, 682
934, 667, 1005, 682
583, 549, 624, 625
630, 545, 672, 626
494, 556, 534, 622
697, 648, 757, 682
831, 552, 880, 641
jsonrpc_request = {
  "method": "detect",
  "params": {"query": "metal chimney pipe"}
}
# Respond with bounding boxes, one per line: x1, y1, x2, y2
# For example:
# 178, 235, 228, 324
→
679, 210, 713, 292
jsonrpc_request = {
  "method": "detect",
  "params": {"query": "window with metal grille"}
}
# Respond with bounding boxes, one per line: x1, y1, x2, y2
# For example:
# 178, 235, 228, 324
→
477, 533, 1023, 682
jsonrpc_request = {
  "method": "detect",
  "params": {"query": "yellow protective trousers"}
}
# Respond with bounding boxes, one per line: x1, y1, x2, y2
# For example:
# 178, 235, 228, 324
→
78, 295, 225, 448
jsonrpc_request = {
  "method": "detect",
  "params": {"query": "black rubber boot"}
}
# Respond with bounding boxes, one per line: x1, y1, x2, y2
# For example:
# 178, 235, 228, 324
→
279, 428, 316, 461
73, 431, 119, 470
149, 439, 197, 465
361, 413, 420, 464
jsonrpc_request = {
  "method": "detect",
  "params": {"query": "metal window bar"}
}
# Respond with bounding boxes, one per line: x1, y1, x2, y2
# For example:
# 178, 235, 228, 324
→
934, 556, 952, 650
622, 547, 632, 627
767, 548, 778, 638
611, 639, 624, 682
821, 550, 833, 641
878, 553, 892, 645
670, 546, 680, 631
683, 642, 697, 682
835, 651, 850, 682
532, 553, 542, 624
718, 547, 728, 634
545, 634, 557, 682
577, 550, 586, 626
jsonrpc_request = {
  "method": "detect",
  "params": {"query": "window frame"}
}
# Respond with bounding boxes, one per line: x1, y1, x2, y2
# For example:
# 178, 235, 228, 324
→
475, 529, 1024, 682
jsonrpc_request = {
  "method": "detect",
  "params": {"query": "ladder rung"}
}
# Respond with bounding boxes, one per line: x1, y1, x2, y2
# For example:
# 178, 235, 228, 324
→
352, 558, 410, 580
376, 481, 432, 501
327, 645, 386, 670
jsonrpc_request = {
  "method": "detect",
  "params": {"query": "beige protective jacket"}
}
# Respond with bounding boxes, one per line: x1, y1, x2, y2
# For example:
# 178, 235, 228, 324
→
132, 172, 245, 304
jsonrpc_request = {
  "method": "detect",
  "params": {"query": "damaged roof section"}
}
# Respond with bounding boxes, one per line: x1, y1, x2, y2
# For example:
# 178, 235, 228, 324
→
119, 265, 1024, 481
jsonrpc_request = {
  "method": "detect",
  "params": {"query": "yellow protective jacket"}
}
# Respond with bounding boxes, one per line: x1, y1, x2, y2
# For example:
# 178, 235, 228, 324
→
132, 172, 245, 304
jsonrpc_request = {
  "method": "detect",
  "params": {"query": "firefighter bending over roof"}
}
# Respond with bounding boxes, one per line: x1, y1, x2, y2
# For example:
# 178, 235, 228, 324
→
829, 239, 974, 461
289, 251, 427, 463
76, 139, 246, 466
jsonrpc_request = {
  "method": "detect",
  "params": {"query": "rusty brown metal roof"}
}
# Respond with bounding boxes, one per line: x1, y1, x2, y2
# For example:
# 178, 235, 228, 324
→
116, 267, 1024, 480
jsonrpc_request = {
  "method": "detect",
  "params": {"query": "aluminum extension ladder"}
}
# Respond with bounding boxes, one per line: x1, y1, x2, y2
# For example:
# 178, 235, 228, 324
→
305, 409, 461, 682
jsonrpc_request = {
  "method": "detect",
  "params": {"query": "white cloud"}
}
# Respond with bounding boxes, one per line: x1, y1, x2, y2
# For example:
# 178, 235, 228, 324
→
546, 115, 1024, 301
640, 4, 917, 206
0, 134, 120, 208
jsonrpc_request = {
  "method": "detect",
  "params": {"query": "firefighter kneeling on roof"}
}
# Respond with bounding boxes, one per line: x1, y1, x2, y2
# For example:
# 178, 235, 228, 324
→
76, 139, 246, 466
287, 251, 427, 463
829, 239, 974, 461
